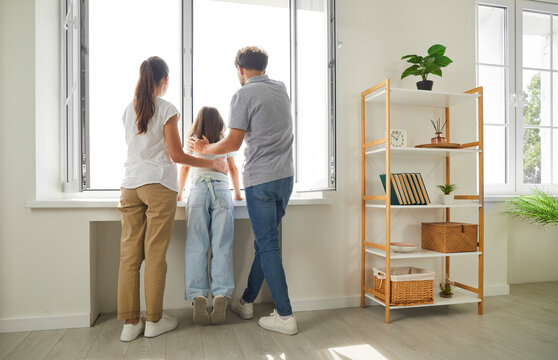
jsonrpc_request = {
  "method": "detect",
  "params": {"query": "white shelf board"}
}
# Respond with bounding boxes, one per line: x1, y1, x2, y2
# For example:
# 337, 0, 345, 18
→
365, 289, 481, 309
365, 247, 481, 259
365, 202, 482, 209
365, 147, 481, 157
364, 87, 479, 107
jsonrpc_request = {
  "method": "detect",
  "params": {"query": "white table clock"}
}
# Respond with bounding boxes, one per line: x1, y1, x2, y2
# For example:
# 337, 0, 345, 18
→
390, 129, 407, 148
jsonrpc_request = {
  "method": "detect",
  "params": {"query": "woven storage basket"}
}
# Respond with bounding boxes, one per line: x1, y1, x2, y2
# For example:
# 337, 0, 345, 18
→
373, 267, 434, 306
421, 222, 478, 253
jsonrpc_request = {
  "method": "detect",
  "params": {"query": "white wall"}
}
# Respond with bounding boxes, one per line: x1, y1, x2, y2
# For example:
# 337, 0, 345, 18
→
1, 0, 555, 332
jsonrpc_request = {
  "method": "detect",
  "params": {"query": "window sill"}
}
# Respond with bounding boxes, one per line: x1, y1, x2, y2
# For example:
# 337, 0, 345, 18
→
26, 196, 331, 209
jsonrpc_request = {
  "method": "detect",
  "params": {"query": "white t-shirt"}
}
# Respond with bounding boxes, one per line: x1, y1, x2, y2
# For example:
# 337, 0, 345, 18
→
121, 97, 180, 192
188, 151, 234, 184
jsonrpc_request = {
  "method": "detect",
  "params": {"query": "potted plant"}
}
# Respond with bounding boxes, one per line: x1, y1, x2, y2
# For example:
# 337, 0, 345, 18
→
439, 279, 455, 298
401, 44, 453, 90
506, 189, 558, 227
437, 184, 457, 205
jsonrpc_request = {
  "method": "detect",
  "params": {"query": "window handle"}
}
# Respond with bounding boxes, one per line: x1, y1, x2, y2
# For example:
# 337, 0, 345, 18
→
511, 93, 524, 108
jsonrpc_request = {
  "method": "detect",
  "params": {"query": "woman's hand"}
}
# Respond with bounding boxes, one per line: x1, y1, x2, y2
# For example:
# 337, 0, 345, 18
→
212, 157, 229, 174
188, 136, 209, 154
233, 193, 243, 201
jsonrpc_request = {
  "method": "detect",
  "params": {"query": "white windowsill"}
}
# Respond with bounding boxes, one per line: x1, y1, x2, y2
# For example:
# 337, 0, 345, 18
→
26, 196, 331, 209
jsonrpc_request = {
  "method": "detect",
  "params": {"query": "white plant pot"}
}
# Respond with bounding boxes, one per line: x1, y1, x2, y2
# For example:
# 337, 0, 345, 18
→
441, 194, 454, 204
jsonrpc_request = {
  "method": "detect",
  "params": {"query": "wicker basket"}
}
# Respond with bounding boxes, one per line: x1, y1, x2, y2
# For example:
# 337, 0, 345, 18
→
373, 267, 434, 306
421, 222, 478, 253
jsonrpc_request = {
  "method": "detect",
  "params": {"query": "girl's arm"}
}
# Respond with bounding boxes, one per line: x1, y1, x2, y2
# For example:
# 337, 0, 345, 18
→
164, 115, 228, 174
227, 156, 243, 200
177, 165, 190, 201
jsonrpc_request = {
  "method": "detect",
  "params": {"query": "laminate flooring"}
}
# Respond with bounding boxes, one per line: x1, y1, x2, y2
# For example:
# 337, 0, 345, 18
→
1, 282, 557, 360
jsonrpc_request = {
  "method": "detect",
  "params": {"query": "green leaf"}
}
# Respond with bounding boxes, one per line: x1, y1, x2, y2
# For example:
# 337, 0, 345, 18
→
401, 54, 417, 60
423, 63, 441, 74
401, 65, 420, 79
431, 68, 442, 77
428, 44, 446, 56
435, 55, 453, 67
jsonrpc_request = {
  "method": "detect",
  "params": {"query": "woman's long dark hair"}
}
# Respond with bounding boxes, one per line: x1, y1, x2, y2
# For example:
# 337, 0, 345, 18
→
188, 107, 225, 144
133, 56, 169, 134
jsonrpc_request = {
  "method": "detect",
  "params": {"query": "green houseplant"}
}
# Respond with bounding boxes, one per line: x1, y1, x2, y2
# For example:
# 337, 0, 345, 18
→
506, 189, 558, 227
401, 44, 453, 90
439, 279, 455, 298
437, 184, 457, 205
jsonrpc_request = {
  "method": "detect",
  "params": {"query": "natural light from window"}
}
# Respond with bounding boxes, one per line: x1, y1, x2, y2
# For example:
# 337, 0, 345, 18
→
88, 0, 181, 190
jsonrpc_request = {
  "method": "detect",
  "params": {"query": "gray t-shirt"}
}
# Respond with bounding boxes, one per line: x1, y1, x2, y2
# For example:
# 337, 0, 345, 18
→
228, 75, 294, 188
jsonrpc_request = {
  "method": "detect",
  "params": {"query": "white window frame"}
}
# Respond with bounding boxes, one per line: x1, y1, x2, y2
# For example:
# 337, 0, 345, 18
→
63, 0, 336, 193
477, 0, 558, 194
61, 0, 83, 192
515, 0, 558, 193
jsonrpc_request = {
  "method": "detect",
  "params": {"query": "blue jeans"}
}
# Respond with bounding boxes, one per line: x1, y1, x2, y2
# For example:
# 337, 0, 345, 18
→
185, 180, 234, 299
242, 176, 294, 316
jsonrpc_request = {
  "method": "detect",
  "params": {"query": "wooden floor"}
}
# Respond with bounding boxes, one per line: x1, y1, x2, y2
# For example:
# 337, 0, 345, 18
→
1, 282, 557, 360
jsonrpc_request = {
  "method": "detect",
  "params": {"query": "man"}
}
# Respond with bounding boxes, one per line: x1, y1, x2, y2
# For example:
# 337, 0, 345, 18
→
188, 46, 297, 335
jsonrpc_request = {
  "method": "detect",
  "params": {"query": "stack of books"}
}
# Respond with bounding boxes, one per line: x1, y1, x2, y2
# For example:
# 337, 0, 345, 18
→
379, 173, 430, 205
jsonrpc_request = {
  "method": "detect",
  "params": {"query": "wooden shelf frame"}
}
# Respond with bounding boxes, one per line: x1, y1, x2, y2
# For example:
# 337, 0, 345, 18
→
360, 79, 484, 323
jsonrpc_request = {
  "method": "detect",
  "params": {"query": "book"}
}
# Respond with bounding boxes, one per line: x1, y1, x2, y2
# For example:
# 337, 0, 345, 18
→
379, 174, 401, 205
410, 173, 426, 205
401, 174, 416, 204
416, 173, 431, 204
390, 174, 404, 205
394, 174, 409, 204
405, 173, 422, 205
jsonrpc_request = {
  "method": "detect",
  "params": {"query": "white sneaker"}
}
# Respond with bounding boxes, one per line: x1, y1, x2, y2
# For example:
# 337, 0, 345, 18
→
120, 318, 145, 342
258, 309, 298, 335
192, 296, 210, 325
144, 314, 178, 338
230, 298, 253, 320
210, 295, 228, 324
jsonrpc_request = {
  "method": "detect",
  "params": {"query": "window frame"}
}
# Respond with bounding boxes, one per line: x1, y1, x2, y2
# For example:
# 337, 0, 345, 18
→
63, 0, 336, 193
477, 0, 558, 194
515, 0, 558, 193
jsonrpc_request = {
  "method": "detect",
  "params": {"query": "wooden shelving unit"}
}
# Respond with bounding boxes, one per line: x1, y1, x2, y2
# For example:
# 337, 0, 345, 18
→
360, 79, 484, 323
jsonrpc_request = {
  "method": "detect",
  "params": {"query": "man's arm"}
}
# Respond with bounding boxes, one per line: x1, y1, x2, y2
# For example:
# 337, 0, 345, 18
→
188, 128, 245, 155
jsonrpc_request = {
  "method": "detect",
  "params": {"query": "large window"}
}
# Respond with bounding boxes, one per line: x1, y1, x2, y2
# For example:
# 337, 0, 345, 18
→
63, 0, 336, 192
477, 0, 558, 193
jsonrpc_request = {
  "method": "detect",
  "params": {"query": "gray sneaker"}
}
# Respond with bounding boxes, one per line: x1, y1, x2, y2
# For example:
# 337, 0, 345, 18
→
192, 296, 210, 325
210, 295, 228, 324
230, 298, 254, 320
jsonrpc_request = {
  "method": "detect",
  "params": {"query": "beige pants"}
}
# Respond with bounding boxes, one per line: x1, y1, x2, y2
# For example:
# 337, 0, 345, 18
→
117, 183, 177, 322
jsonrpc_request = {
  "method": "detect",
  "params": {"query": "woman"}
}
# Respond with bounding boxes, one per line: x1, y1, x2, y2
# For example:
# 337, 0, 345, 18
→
118, 56, 227, 342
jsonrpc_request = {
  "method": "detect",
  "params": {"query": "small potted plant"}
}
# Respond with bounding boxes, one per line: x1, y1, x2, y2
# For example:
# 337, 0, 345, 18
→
439, 279, 455, 298
401, 44, 453, 90
437, 184, 457, 204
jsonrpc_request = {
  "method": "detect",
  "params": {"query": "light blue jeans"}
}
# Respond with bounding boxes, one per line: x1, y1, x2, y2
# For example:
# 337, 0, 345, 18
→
185, 179, 234, 300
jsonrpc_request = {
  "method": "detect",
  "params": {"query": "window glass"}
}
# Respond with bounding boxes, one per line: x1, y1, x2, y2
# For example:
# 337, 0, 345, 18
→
193, 0, 290, 187
88, 0, 182, 189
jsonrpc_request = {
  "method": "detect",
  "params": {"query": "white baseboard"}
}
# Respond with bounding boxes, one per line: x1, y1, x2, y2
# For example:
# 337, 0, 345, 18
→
483, 284, 510, 296
292, 284, 510, 312
292, 296, 362, 311
0, 285, 510, 332
0, 313, 91, 333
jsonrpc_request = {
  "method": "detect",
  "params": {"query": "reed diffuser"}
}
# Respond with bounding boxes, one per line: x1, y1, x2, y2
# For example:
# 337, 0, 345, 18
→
430, 118, 447, 144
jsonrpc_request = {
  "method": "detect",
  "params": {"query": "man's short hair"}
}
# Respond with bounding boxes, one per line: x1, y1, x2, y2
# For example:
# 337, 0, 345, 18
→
234, 46, 268, 71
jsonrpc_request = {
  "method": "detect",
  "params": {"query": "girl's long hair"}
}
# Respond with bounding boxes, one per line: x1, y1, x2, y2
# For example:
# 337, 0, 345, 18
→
188, 107, 225, 144
133, 56, 169, 134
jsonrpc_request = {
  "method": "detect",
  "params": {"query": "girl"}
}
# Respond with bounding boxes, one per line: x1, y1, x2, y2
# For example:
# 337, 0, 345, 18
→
177, 107, 242, 325
118, 57, 227, 342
